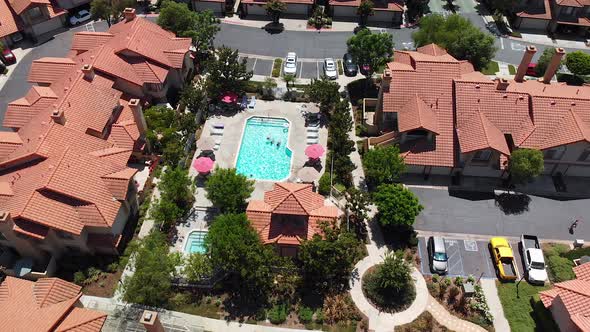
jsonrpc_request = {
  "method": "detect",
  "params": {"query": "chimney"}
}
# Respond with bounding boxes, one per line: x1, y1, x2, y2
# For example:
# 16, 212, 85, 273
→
542, 48, 566, 84
129, 99, 147, 136
514, 45, 536, 82
51, 106, 65, 125
123, 8, 136, 22
140, 311, 164, 332
81, 64, 94, 81
496, 78, 510, 90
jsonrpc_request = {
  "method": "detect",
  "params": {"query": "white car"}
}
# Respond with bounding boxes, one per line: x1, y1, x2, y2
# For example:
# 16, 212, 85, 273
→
323, 58, 338, 79
70, 10, 91, 26
283, 52, 297, 76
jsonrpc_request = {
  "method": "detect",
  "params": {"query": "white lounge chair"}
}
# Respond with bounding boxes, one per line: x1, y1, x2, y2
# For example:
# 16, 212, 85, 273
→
307, 138, 319, 144
211, 123, 224, 129
247, 96, 256, 111
211, 127, 224, 135
213, 138, 222, 151
307, 126, 319, 132
307, 132, 319, 138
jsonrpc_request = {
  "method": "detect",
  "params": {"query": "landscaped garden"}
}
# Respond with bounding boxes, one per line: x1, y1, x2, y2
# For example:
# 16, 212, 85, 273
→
542, 243, 590, 282
426, 275, 494, 331
396, 312, 453, 332
496, 281, 558, 332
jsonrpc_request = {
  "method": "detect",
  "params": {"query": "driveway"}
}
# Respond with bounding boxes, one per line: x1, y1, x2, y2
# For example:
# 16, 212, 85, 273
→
411, 187, 590, 241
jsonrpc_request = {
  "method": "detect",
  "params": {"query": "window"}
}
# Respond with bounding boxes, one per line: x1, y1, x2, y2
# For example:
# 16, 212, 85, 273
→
472, 150, 492, 162
56, 231, 75, 240
578, 149, 590, 162
544, 146, 565, 160
28, 7, 43, 19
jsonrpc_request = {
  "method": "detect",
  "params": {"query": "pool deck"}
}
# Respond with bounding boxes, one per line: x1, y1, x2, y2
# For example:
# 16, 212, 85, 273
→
171, 207, 215, 253
189, 100, 329, 203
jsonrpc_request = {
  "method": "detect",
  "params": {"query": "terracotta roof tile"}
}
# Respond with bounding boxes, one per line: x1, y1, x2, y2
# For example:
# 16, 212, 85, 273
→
398, 94, 439, 135
517, 0, 551, 19
71, 32, 114, 53
457, 112, 510, 155
29, 58, 76, 85
7, 0, 49, 14
575, 262, 590, 282
55, 307, 107, 332
539, 275, 590, 328
0, 0, 19, 39
572, 314, 590, 332
4, 86, 59, 129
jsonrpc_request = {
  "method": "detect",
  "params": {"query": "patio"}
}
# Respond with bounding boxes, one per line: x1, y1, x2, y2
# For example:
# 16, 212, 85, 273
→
170, 207, 216, 253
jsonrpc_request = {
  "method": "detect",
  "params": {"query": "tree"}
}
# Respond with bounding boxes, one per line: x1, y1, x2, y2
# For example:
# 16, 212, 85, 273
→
536, 48, 562, 77
186, 10, 220, 56
122, 231, 182, 306
305, 77, 341, 114
181, 84, 207, 113
204, 213, 277, 296
344, 188, 371, 240
184, 253, 212, 282
283, 74, 296, 92
265, 0, 287, 24
412, 14, 497, 70
159, 166, 194, 208
299, 221, 361, 294
362, 250, 415, 310
508, 148, 544, 184
347, 28, 394, 78
205, 47, 253, 99
405, 0, 429, 22
566, 51, 590, 77
150, 196, 184, 229
373, 184, 423, 227
357, 0, 374, 27
90, 0, 134, 27
328, 100, 356, 186
362, 145, 406, 189
205, 168, 254, 213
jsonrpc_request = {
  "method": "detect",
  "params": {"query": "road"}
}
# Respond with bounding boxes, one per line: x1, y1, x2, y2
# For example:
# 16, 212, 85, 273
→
411, 187, 590, 241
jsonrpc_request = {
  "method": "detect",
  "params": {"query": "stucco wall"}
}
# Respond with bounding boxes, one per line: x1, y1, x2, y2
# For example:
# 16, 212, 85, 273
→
56, 0, 90, 9
245, 3, 268, 16
550, 296, 578, 332
515, 17, 549, 30
192, 1, 224, 14
543, 141, 590, 176
333, 6, 357, 18
368, 10, 401, 24
31, 16, 64, 36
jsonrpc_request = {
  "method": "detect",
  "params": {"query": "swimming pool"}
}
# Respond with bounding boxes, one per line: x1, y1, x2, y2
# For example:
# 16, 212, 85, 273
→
183, 230, 207, 254
236, 117, 292, 181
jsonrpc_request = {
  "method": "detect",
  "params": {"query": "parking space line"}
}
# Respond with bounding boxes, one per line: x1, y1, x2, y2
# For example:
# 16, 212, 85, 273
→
458, 242, 465, 276
298, 61, 303, 79
316, 61, 319, 79
252, 58, 258, 72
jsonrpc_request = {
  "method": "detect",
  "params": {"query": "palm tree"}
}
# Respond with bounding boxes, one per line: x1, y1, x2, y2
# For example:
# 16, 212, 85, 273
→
283, 74, 296, 91
357, 0, 374, 27
264, 0, 287, 24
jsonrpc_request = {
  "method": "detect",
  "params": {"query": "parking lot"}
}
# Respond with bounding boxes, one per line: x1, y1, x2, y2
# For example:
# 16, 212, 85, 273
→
417, 237, 525, 280
239, 55, 359, 79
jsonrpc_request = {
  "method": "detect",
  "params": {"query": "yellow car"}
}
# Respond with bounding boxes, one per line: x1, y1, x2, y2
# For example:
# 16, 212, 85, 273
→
490, 237, 518, 281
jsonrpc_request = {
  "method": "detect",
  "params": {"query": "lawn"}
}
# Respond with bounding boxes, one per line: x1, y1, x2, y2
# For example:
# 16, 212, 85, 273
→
496, 281, 558, 332
481, 61, 500, 75
508, 65, 516, 75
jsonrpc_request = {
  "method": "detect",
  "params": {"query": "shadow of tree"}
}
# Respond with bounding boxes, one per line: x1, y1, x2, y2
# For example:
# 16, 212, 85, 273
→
264, 22, 285, 34
494, 192, 531, 215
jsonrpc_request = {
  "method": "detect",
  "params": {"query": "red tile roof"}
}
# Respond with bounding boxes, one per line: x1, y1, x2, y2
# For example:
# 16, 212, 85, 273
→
0, 276, 106, 332
329, 0, 403, 11
28, 58, 77, 85
457, 111, 511, 155
246, 183, 340, 245
517, 0, 552, 20
0, 0, 19, 39
575, 262, 590, 282
70, 32, 114, 53
398, 94, 439, 135
7, 0, 49, 14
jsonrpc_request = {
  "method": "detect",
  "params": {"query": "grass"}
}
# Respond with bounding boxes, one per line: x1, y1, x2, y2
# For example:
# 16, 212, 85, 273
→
172, 302, 222, 319
337, 60, 344, 76
496, 281, 558, 332
396, 312, 453, 332
481, 61, 500, 75
272, 58, 282, 78
508, 65, 516, 75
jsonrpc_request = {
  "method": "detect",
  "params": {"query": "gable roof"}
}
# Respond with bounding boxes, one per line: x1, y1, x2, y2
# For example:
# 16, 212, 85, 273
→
0, 0, 19, 39
0, 276, 106, 332
398, 94, 439, 135
28, 58, 77, 85
456, 111, 510, 155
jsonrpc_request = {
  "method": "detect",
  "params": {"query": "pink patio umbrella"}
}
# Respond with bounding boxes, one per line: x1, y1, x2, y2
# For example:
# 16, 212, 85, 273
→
192, 157, 214, 174
305, 144, 325, 159
220, 91, 238, 104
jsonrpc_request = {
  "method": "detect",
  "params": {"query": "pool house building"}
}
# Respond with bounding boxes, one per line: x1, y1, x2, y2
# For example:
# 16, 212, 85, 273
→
246, 182, 340, 256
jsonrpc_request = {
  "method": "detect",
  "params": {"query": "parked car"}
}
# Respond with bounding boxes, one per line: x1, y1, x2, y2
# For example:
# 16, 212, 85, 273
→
69, 10, 91, 26
427, 236, 448, 274
283, 52, 297, 76
323, 58, 338, 79
2, 47, 16, 65
343, 53, 357, 76
359, 63, 371, 76
527, 63, 538, 77
520, 234, 548, 284
490, 237, 518, 281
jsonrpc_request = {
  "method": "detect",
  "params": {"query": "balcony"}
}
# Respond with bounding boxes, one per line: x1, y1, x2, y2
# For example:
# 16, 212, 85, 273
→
0, 247, 57, 280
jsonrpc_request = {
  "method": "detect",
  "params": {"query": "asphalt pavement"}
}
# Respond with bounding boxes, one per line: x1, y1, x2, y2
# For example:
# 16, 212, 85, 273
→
411, 187, 590, 242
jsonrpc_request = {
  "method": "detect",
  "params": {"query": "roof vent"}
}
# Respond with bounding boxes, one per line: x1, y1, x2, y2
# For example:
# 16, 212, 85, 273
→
475, 85, 480, 89
551, 100, 556, 105
571, 102, 576, 106
518, 95, 524, 100
503, 94, 508, 98
123, 8, 136, 22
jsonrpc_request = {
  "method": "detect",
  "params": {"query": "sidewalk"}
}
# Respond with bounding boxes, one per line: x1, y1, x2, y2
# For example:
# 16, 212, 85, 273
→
426, 295, 487, 332
222, 16, 381, 32
480, 279, 511, 332
516, 32, 590, 50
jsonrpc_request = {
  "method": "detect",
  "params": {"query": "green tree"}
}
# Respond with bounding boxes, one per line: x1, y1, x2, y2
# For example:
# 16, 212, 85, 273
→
345, 187, 371, 240
374, 184, 423, 227
412, 14, 497, 70
305, 77, 341, 114
181, 84, 207, 113
150, 196, 183, 229
186, 10, 220, 56
566, 51, 590, 77
205, 213, 277, 296
283, 74, 296, 92
363, 250, 415, 309
329, 100, 356, 186
536, 48, 562, 77
205, 168, 254, 213
362, 145, 406, 189
90, 0, 134, 27
347, 28, 394, 78
406, 0, 429, 22
122, 231, 182, 306
206, 47, 253, 99
357, 0, 374, 26
265, 0, 287, 24
299, 221, 361, 294
159, 166, 194, 208
157, 1, 196, 35
508, 148, 544, 184
184, 253, 212, 282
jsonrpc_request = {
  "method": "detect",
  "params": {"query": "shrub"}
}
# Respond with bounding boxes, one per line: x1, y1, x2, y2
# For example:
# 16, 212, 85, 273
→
107, 262, 119, 273
546, 254, 575, 282
297, 306, 314, 324
169, 292, 191, 307
322, 293, 361, 324
562, 246, 590, 261
443, 277, 452, 286
318, 173, 331, 195
432, 274, 440, 283
74, 271, 86, 285
448, 286, 461, 304
454, 276, 463, 287
467, 274, 475, 283
272, 58, 282, 78
427, 282, 440, 298
314, 308, 324, 323
268, 304, 288, 324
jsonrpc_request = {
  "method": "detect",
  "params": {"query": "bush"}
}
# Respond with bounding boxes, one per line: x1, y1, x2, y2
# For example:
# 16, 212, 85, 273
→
546, 254, 575, 282
272, 58, 282, 77
169, 292, 191, 307
562, 246, 590, 261
318, 172, 331, 195
432, 274, 440, 283
107, 262, 119, 273
297, 306, 314, 324
74, 271, 86, 285
268, 304, 288, 324
454, 276, 463, 287
314, 308, 324, 323
510, 31, 522, 38
448, 286, 460, 303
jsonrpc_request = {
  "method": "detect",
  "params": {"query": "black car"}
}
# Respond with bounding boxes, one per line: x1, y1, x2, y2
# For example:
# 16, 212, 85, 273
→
343, 53, 358, 77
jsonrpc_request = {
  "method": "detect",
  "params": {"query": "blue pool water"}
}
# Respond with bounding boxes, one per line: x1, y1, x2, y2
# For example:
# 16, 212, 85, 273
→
184, 231, 207, 254
236, 117, 292, 181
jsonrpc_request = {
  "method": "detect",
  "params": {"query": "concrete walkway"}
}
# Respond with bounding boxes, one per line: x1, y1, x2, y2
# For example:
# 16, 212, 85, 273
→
222, 16, 364, 32
426, 296, 487, 332
480, 279, 511, 332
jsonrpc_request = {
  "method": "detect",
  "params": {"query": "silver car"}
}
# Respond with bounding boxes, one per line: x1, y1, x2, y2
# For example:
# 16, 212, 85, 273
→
283, 52, 297, 76
428, 236, 448, 274
323, 58, 338, 79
